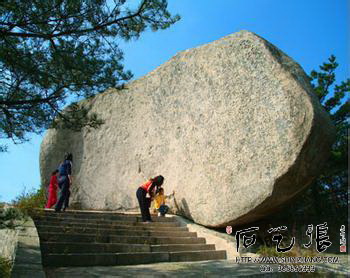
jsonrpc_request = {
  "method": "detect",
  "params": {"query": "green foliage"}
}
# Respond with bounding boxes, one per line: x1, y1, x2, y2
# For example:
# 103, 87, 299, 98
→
257, 245, 290, 257
307, 55, 349, 220
0, 0, 180, 149
1, 207, 23, 220
309, 55, 349, 114
0, 207, 26, 229
0, 256, 12, 278
12, 187, 47, 217
51, 102, 105, 131
257, 245, 317, 259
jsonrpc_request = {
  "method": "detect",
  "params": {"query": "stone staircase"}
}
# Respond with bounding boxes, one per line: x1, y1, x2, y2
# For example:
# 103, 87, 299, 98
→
32, 210, 226, 267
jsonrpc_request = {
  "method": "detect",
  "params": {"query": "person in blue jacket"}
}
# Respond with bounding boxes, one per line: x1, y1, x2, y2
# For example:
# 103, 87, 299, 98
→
55, 153, 73, 212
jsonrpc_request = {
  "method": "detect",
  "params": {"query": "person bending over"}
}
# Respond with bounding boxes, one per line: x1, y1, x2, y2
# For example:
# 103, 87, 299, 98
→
136, 175, 164, 222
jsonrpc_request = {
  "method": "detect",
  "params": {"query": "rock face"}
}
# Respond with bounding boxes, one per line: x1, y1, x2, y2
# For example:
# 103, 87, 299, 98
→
40, 31, 335, 227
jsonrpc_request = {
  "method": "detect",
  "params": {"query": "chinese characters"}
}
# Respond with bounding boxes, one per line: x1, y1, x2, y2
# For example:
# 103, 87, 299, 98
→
228, 222, 333, 253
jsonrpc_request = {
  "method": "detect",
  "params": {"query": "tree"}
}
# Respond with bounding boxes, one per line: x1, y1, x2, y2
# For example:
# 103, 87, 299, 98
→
307, 55, 349, 220
0, 0, 180, 151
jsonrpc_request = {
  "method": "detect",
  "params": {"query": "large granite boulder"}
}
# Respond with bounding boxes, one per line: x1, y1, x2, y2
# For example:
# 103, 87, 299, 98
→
40, 30, 335, 227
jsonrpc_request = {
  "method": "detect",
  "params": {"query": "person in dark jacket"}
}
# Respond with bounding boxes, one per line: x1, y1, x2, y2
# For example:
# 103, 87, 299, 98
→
136, 175, 164, 222
55, 153, 73, 212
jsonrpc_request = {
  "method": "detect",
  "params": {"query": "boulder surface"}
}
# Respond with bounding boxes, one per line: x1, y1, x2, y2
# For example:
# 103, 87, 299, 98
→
40, 31, 334, 227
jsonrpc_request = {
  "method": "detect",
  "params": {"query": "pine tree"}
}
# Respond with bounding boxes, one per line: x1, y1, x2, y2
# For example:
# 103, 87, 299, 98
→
0, 0, 180, 151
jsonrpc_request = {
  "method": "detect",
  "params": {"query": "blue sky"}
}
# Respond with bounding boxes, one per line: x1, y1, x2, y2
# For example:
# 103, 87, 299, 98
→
0, 0, 348, 202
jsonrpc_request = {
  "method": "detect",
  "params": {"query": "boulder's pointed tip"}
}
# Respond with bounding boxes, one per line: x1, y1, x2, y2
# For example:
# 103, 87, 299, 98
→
238, 30, 261, 37
223, 30, 260, 41
237, 29, 254, 34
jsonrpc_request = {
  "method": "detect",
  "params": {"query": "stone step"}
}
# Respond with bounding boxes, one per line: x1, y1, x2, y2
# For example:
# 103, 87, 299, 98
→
42, 250, 227, 266
33, 211, 227, 267
34, 215, 175, 223
35, 212, 176, 222
41, 242, 216, 254
34, 216, 180, 227
36, 225, 197, 238
35, 221, 188, 232
38, 232, 206, 245
152, 244, 216, 252
38, 210, 142, 218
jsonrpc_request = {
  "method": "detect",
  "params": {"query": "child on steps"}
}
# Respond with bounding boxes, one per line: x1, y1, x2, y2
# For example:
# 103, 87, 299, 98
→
153, 188, 175, 216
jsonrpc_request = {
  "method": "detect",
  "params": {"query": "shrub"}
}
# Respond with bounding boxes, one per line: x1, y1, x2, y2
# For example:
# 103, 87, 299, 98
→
0, 207, 26, 229
12, 187, 46, 217
2, 207, 24, 221
257, 244, 318, 258
0, 256, 12, 278
257, 245, 286, 257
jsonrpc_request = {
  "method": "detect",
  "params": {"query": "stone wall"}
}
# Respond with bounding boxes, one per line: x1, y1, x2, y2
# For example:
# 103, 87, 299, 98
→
0, 228, 18, 262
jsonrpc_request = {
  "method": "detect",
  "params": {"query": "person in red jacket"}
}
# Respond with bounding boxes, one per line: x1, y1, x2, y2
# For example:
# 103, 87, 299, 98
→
136, 175, 164, 222
45, 170, 59, 209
